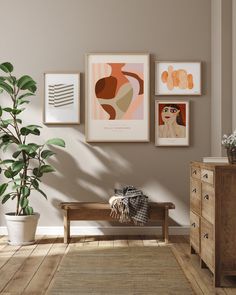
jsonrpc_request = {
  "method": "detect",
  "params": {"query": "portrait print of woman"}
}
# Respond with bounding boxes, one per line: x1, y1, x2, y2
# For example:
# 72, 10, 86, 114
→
155, 101, 189, 146
158, 104, 186, 138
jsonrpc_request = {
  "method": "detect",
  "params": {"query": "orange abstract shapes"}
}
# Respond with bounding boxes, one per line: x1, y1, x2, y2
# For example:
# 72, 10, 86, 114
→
95, 76, 117, 99
101, 104, 116, 120
161, 71, 168, 83
187, 74, 194, 89
161, 66, 194, 90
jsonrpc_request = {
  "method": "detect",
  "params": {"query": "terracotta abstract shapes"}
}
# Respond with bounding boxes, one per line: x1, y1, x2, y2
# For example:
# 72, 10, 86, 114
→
161, 66, 194, 91
93, 63, 144, 120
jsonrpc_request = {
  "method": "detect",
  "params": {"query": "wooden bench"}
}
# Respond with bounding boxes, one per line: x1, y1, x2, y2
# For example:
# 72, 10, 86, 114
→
60, 202, 175, 244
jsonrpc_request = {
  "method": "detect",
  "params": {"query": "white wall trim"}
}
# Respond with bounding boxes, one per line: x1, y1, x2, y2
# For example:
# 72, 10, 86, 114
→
0, 226, 189, 236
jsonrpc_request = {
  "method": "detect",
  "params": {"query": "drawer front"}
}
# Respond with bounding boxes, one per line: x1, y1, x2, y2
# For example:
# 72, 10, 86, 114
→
190, 179, 201, 214
190, 211, 200, 253
201, 169, 214, 185
191, 166, 201, 180
202, 183, 215, 224
201, 218, 214, 273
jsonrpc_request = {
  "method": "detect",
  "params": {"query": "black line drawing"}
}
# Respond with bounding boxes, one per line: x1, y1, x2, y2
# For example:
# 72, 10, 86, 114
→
48, 84, 74, 107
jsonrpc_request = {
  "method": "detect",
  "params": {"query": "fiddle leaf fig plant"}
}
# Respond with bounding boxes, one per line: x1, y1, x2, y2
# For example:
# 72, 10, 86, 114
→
0, 62, 65, 215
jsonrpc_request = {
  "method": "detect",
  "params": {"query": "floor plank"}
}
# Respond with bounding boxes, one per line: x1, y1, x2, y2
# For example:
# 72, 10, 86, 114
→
23, 237, 68, 295
2, 237, 55, 294
0, 237, 43, 292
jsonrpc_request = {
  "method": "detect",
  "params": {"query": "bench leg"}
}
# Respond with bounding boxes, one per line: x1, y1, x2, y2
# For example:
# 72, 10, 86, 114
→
164, 208, 169, 244
64, 211, 70, 244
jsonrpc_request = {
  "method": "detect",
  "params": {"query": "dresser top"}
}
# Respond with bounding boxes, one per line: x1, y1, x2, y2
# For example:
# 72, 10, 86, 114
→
191, 161, 236, 169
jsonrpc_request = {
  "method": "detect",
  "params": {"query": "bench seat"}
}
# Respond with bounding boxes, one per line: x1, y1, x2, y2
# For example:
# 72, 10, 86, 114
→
60, 202, 175, 244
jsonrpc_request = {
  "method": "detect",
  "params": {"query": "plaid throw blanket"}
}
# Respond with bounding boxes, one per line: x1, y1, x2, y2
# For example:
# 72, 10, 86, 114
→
109, 186, 149, 225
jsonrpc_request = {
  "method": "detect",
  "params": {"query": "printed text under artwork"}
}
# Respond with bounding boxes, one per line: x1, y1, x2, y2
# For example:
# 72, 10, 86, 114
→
161, 66, 194, 91
93, 63, 144, 120
48, 84, 74, 107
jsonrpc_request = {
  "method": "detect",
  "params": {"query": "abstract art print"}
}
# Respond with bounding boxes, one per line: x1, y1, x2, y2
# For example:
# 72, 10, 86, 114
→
86, 54, 150, 142
44, 73, 80, 124
155, 62, 201, 95
155, 100, 189, 146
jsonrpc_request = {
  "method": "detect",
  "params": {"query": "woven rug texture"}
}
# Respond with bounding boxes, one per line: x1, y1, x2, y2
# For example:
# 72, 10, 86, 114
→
49, 246, 194, 295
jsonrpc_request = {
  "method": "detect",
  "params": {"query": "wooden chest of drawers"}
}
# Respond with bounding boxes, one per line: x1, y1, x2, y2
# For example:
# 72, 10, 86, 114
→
190, 161, 236, 287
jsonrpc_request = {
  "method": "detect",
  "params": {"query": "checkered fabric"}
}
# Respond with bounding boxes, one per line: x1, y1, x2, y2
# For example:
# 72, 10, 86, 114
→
109, 186, 149, 225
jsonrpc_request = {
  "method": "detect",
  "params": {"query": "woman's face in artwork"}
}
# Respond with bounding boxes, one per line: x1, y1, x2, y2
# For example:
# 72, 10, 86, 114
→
161, 106, 180, 124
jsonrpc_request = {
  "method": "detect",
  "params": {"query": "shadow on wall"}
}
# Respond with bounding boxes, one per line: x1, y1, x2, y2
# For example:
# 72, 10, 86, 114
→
42, 135, 192, 226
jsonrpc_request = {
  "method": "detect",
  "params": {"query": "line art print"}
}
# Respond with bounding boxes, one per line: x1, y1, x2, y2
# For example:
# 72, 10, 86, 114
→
48, 84, 74, 107
44, 73, 80, 124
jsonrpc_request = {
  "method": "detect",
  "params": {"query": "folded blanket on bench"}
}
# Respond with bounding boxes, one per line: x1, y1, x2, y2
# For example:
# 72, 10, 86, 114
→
109, 185, 149, 225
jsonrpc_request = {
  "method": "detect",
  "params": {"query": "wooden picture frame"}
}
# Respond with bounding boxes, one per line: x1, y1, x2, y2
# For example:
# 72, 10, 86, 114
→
85, 53, 150, 142
155, 100, 190, 146
155, 61, 201, 95
44, 72, 80, 125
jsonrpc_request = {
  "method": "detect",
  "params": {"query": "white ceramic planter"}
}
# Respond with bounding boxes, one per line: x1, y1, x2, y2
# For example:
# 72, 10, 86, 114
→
5, 212, 40, 245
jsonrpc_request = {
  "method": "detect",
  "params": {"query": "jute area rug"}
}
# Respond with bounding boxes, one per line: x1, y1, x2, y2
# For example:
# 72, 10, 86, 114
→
49, 246, 194, 295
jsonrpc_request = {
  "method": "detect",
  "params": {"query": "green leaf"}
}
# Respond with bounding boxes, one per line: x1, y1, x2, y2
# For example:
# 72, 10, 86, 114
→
24, 206, 33, 215
32, 179, 39, 189
2, 194, 11, 204
17, 92, 35, 100
0, 159, 14, 165
20, 197, 29, 208
3, 107, 13, 112
33, 168, 43, 177
0, 106, 2, 117
28, 84, 37, 93
20, 80, 36, 91
12, 160, 24, 172
18, 99, 29, 105
3, 107, 23, 115
0, 62, 13, 73
41, 150, 55, 159
4, 169, 13, 178
12, 150, 21, 158
17, 144, 31, 153
17, 75, 35, 89
39, 164, 55, 173
0, 183, 8, 196
20, 125, 41, 136
4, 76, 16, 85
46, 138, 65, 148
36, 188, 47, 199
0, 81, 13, 94
22, 186, 30, 197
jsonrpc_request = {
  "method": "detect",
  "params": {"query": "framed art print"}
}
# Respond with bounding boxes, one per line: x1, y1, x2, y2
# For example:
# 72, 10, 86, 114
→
155, 62, 201, 95
155, 101, 189, 146
86, 53, 150, 142
44, 72, 80, 124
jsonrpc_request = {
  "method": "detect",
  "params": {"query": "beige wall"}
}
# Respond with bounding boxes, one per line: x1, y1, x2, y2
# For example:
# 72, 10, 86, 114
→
0, 0, 211, 227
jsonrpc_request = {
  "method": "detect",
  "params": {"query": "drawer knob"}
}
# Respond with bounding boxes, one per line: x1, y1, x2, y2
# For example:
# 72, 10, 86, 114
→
193, 170, 197, 175
203, 233, 209, 239
203, 173, 208, 179
204, 194, 209, 200
191, 222, 196, 228
192, 188, 197, 193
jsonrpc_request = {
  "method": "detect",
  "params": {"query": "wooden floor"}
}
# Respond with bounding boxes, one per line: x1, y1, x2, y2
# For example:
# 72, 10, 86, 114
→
0, 235, 236, 295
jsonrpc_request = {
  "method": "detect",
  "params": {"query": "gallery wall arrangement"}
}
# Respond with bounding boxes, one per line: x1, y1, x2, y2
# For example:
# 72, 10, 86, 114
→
43, 56, 201, 147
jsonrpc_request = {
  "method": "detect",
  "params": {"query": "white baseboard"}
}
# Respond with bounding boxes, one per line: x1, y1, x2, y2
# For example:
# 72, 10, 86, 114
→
0, 226, 189, 236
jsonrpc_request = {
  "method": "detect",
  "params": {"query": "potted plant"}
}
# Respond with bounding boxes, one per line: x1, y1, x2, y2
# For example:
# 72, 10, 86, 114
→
222, 131, 236, 164
0, 62, 65, 245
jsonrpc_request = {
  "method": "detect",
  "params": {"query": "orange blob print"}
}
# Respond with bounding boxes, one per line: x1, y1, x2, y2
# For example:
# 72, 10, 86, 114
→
161, 66, 194, 90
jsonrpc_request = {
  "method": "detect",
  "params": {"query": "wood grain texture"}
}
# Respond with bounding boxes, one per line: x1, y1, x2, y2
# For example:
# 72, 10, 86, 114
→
190, 162, 236, 287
